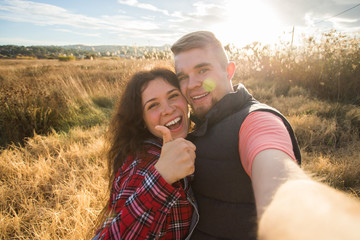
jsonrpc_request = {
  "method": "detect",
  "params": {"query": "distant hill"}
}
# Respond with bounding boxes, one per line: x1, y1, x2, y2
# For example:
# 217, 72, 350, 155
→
0, 44, 172, 59
62, 44, 170, 52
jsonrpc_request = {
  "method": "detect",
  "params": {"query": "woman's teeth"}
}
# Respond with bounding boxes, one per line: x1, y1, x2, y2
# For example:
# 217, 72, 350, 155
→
165, 117, 181, 128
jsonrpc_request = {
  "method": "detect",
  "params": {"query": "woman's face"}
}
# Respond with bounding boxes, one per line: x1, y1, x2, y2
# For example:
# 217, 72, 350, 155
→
142, 77, 189, 140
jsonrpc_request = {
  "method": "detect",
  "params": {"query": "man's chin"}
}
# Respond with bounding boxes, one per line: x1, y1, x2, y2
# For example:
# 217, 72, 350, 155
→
193, 106, 209, 120
192, 99, 216, 118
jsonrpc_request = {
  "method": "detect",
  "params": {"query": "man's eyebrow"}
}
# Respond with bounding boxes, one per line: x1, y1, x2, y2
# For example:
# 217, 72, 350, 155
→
176, 62, 211, 77
176, 71, 185, 78
194, 62, 211, 69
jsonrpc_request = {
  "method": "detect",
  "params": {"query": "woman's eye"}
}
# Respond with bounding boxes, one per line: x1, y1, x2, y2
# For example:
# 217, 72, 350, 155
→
147, 103, 158, 110
169, 93, 179, 99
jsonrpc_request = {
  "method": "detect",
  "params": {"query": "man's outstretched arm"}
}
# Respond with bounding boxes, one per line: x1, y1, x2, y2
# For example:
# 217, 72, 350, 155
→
252, 149, 360, 240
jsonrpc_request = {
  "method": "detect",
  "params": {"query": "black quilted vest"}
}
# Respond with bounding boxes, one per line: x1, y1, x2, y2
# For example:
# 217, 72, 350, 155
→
188, 85, 301, 240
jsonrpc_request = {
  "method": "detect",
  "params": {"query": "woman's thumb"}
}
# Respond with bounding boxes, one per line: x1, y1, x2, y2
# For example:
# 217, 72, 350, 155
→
155, 125, 173, 144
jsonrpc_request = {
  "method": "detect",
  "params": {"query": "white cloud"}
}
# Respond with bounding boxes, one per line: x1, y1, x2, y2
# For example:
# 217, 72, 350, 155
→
264, 0, 360, 28
330, 17, 360, 32
0, 0, 161, 34
0, 0, 107, 28
331, 17, 358, 24
54, 29, 101, 38
0, 37, 75, 46
0, 0, 172, 46
101, 15, 159, 31
118, 0, 169, 15
167, 1, 226, 28
333, 0, 360, 4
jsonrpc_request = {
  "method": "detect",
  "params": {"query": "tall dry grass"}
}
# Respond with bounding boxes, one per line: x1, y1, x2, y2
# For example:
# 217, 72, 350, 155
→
229, 30, 360, 104
242, 79, 360, 197
0, 58, 175, 239
1, 31, 359, 239
0, 126, 107, 239
0, 58, 173, 146
228, 30, 360, 197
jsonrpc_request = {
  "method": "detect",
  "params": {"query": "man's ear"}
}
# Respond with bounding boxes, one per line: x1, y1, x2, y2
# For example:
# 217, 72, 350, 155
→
226, 61, 236, 81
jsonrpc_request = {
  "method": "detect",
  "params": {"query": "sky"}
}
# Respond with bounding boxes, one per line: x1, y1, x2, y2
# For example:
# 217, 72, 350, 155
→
0, 0, 359, 47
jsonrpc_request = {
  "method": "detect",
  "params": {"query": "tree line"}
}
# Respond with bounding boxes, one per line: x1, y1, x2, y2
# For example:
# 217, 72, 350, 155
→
0, 45, 171, 59
0, 45, 96, 59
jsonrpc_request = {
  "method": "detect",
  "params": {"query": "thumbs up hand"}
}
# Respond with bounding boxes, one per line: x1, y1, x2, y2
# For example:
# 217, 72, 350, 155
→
154, 125, 196, 185
155, 125, 173, 144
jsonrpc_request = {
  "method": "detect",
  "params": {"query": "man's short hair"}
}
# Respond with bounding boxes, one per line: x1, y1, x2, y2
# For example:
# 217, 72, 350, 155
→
171, 31, 229, 69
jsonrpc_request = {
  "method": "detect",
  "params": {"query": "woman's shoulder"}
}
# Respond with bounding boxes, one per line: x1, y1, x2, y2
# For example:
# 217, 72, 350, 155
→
119, 137, 162, 173
143, 137, 162, 150
140, 137, 162, 158
111, 138, 163, 191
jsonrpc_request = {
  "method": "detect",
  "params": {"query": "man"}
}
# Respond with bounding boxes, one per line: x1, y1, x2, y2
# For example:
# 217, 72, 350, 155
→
171, 31, 360, 240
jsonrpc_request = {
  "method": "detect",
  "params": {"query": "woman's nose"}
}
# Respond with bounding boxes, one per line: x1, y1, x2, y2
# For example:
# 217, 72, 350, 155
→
161, 102, 175, 115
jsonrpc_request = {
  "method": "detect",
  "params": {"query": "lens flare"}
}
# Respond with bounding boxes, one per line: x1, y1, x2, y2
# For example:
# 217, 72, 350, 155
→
203, 78, 216, 92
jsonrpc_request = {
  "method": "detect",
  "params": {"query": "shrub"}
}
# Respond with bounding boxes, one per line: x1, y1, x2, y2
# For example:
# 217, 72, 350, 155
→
230, 30, 360, 104
0, 58, 171, 147
58, 55, 76, 61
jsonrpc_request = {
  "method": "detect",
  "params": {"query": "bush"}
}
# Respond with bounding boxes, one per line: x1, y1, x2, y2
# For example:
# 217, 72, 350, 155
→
229, 30, 360, 104
0, 58, 170, 147
0, 84, 65, 146
58, 55, 76, 61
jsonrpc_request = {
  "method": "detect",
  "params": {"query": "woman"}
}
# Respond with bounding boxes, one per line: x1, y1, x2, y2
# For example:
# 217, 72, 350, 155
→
93, 68, 198, 240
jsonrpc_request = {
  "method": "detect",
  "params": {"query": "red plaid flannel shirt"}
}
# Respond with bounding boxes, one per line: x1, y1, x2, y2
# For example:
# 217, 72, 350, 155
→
94, 138, 194, 240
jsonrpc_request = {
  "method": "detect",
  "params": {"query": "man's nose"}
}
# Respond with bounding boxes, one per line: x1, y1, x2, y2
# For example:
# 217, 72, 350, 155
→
188, 74, 202, 89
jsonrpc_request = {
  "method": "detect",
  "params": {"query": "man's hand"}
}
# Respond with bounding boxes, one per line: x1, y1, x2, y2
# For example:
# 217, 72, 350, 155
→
154, 125, 196, 185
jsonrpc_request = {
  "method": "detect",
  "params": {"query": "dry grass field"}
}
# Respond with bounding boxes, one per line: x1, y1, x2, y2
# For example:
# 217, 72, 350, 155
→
1, 32, 359, 239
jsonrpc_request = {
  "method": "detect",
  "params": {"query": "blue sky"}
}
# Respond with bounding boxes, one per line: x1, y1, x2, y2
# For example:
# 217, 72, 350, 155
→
0, 0, 359, 47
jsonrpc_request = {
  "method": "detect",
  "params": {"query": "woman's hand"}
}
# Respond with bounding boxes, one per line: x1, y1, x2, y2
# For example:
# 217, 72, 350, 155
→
154, 126, 196, 185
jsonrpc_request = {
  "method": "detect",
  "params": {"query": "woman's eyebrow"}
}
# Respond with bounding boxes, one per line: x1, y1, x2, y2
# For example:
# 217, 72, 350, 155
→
143, 88, 178, 108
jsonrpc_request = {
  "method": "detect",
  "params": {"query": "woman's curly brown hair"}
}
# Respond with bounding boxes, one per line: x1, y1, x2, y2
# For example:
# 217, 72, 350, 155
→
105, 67, 180, 183
91, 68, 180, 237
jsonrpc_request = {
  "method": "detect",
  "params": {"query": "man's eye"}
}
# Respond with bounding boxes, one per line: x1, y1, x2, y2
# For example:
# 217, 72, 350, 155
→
178, 76, 188, 81
199, 68, 208, 74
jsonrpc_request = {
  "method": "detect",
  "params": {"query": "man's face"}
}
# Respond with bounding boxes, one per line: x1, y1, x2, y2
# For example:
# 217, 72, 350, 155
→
174, 47, 233, 119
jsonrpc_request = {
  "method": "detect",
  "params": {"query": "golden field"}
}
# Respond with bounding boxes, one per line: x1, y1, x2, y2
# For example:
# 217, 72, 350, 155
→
1, 32, 360, 239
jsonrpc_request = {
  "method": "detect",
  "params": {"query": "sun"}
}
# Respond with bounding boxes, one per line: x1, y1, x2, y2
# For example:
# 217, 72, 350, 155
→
211, 0, 285, 47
